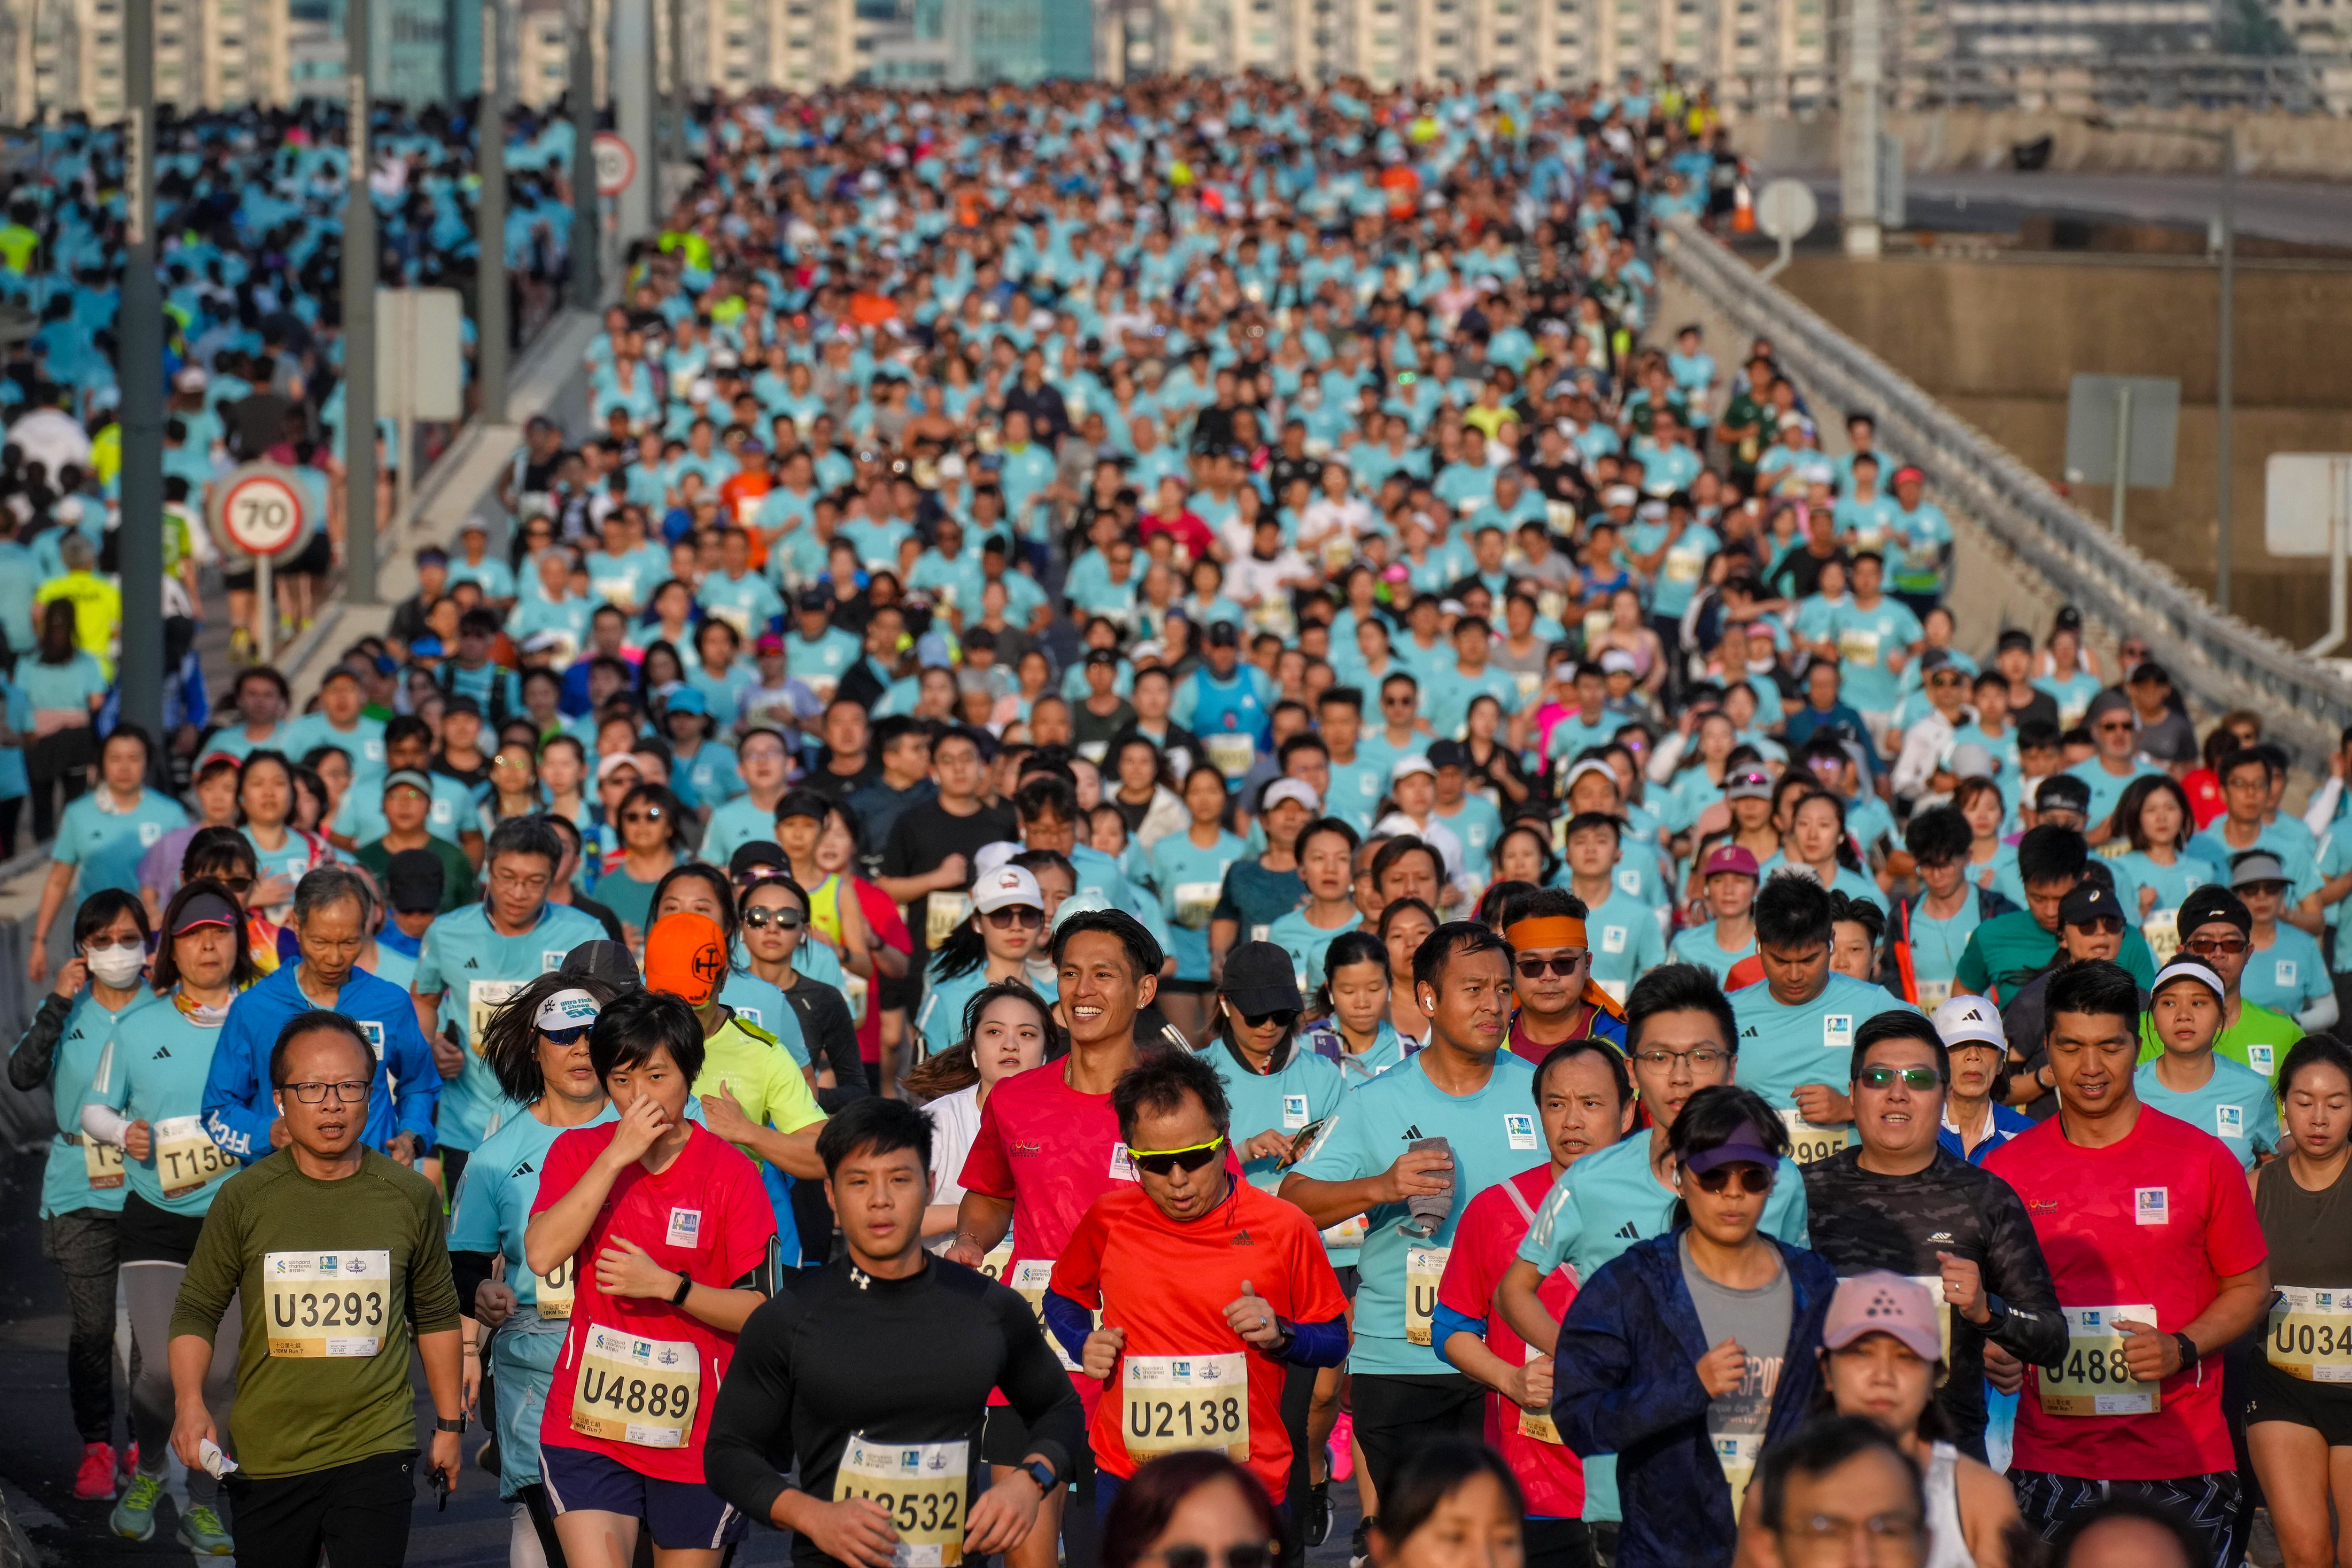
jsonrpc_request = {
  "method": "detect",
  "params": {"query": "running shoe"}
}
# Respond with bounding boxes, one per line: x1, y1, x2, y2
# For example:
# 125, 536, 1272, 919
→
1350, 1516, 1374, 1568
117, 1441, 137, 1481
1330, 1411, 1355, 1482
72, 1442, 115, 1500
1304, 1478, 1333, 1548
109, 1471, 163, 1540
177, 1503, 234, 1556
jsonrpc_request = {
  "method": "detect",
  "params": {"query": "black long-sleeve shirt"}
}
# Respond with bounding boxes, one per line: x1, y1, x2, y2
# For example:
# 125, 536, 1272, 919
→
7, 992, 73, 1094
781, 976, 870, 1113
1801, 1145, 2066, 1459
705, 1254, 1081, 1567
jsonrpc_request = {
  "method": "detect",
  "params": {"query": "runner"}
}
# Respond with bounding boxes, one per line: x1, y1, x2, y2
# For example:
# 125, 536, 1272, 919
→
1299, 929, 1418, 1084
449, 970, 623, 1566
908, 983, 1063, 1248
1953, 827, 2157, 1001
2134, 959, 2280, 1171
1266, 817, 1366, 998
1732, 874, 1918, 1166
1496, 965, 1809, 1552
1798, 1010, 2064, 1459
1746, 1418, 1936, 1568
946, 908, 1169, 1568
1983, 959, 2271, 1565
706, 1096, 1084, 1568
412, 817, 607, 1192
2245, 1034, 2352, 1568
1494, 890, 1629, 1063
2137, 883, 2301, 1082
80, 881, 255, 1552
1550, 1084, 1836, 1568
203, 866, 441, 1166
1048, 1048, 1349, 1519
1930, 994, 2034, 1163
1198, 944, 1346, 1195
1150, 766, 1249, 1044
1432, 1039, 1636, 1568
916, 865, 1057, 1059
1281, 922, 1537, 1544
524, 988, 781, 1566
7, 888, 150, 1499
166, 1010, 465, 1568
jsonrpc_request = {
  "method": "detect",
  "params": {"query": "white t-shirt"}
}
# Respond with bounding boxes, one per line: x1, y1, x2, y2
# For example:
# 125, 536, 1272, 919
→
924, 1084, 983, 1219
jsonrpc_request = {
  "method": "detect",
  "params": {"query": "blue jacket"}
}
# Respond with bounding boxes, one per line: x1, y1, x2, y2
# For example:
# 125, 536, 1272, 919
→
1552, 1231, 1837, 1568
202, 962, 442, 1160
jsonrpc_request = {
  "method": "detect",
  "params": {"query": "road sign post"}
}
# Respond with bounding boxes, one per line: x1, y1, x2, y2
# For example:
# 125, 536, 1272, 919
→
593, 132, 637, 198
1756, 179, 1818, 284
2266, 454, 2352, 658
213, 465, 314, 666
2064, 374, 2180, 547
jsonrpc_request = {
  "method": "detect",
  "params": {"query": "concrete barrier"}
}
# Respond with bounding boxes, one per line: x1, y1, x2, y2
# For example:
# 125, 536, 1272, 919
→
1728, 107, 2352, 182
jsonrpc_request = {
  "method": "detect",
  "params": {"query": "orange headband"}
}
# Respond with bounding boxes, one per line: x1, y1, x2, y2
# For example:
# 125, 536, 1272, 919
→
1507, 916, 1587, 951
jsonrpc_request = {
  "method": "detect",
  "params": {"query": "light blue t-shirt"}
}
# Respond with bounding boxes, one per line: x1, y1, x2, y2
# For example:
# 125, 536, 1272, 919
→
2106, 850, 2222, 925
1293, 1048, 1542, 1376
2065, 758, 2160, 836
1434, 795, 1505, 882
84, 996, 237, 1217
1266, 908, 1364, 997
412, 901, 609, 1152
720, 970, 810, 1068
2132, 1057, 2281, 1171
36, 990, 138, 1219
54, 788, 190, 897
1583, 890, 1667, 999
1202, 1037, 1346, 1193
2242, 926, 2330, 1021
1152, 829, 1249, 983
1828, 598, 1924, 714
1728, 973, 1920, 1110
279, 713, 389, 785
1905, 897, 1982, 1003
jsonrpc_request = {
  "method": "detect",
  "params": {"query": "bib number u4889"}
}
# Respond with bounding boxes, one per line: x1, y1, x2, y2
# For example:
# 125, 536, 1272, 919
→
536, 1254, 577, 1320
571, 1324, 701, 1448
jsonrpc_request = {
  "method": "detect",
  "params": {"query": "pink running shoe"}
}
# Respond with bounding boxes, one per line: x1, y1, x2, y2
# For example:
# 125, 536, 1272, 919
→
1330, 1413, 1355, 1482
73, 1442, 117, 1500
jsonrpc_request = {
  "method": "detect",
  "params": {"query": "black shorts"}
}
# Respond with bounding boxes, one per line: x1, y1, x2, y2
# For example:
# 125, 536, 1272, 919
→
224, 566, 257, 592
2246, 1355, 2352, 1447
1157, 978, 1214, 996
1334, 1265, 1359, 1300
982, 1403, 1035, 1469
288, 530, 334, 579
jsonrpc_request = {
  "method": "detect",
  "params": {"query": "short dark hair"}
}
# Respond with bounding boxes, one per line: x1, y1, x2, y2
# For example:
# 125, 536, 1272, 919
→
2045, 1493, 2206, 1568
2042, 958, 2142, 1042
1534, 1039, 1632, 1110
1851, 1009, 1948, 1087
1373, 1441, 1527, 1552
1412, 921, 1512, 998
1015, 775, 1080, 825
1903, 805, 1971, 866
1755, 1416, 1924, 1536
73, 887, 150, 953
486, 814, 565, 872
2017, 824, 2088, 891
1374, 835, 1445, 891
1755, 874, 1835, 950
1297, 816, 1361, 861
1049, 907, 1164, 982
268, 1010, 374, 1090
1111, 1049, 1231, 1144
589, 989, 707, 1084
816, 1096, 934, 1179
1625, 964, 1738, 1057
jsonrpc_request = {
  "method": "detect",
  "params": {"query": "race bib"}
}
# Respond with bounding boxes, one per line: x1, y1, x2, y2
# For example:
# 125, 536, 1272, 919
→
1122, 1353, 1251, 1460
1322, 1214, 1367, 1249
667, 1208, 704, 1248
1663, 546, 1704, 584
977, 1243, 1012, 1283
357, 1020, 385, 1059
2142, 910, 2181, 965
83, 1137, 125, 1191
592, 576, 640, 613
1778, 1108, 1851, 1165
1322, 533, 1355, 572
1915, 979, 1953, 1011
2040, 1304, 2160, 1416
1404, 1246, 1450, 1346
1714, 1432, 1763, 1519
709, 604, 754, 639
1516, 1344, 1561, 1445
834, 1435, 970, 1567
1174, 882, 1221, 930
1204, 732, 1256, 779
155, 1115, 234, 1200
536, 1254, 577, 1320
1011, 1258, 1087, 1373
844, 971, 870, 1025
926, 891, 974, 950
1837, 629, 1882, 666
571, 1324, 701, 1447
468, 979, 527, 1054
1822, 1014, 1854, 1053
264, 1250, 392, 1358
1902, 1275, 1957, 1371
2249, 1043, 2277, 1078
2269, 1287, 2352, 1382
2216, 1105, 2245, 1140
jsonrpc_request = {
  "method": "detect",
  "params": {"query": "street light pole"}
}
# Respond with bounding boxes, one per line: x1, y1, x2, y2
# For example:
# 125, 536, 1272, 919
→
477, 0, 508, 425
570, 0, 599, 311
118, 0, 161, 741
345, 0, 379, 608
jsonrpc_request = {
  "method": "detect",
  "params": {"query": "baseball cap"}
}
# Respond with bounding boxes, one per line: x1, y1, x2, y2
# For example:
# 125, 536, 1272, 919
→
171, 890, 239, 934
535, 988, 601, 1033
2229, 851, 2289, 889
1262, 778, 1320, 814
1947, 743, 1996, 782
1427, 739, 1469, 771
1562, 758, 1617, 794
644, 912, 727, 1007
1598, 649, 1639, 675
1084, 647, 1119, 669
1204, 621, 1241, 647
521, 629, 570, 655
666, 686, 709, 717
1702, 844, 1759, 880
2085, 690, 2135, 727
443, 693, 482, 719
1891, 465, 1926, 488
729, 842, 789, 880
561, 940, 642, 989
775, 791, 829, 825
755, 632, 785, 656
972, 865, 1044, 916
2178, 883, 2253, 938
1219, 941, 1304, 1017
2152, 958, 2227, 1005
1932, 994, 2006, 1053
2032, 774, 2091, 817
382, 768, 435, 799
797, 589, 831, 612
596, 753, 643, 784
1682, 1124, 1780, 1177
1390, 755, 1436, 785
1725, 768, 1773, 802
1824, 1272, 1942, 1363
2060, 881, 2121, 928
385, 847, 446, 914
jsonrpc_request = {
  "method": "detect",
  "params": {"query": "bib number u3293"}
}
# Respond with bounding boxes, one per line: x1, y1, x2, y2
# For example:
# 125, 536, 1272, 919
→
835, 1434, 970, 1567
264, 1250, 392, 1358
1123, 1353, 1250, 1461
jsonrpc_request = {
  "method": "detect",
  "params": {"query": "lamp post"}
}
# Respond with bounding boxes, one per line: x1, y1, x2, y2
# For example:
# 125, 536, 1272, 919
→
118, 0, 161, 739
477, 0, 507, 425
2084, 115, 2237, 613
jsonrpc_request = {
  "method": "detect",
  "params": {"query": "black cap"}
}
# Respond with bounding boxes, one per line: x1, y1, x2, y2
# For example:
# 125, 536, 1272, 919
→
1997, 628, 2034, 654
1218, 941, 1304, 1015
729, 841, 789, 879
2178, 883, 2253, 939
562, 939, 642, 988
1204, 620, 1241, 647
443, 693, 483, 719
797, 589, 831, 612
386, 848, 446, 914
1427, 739, 1469, 770
1084, 647, 1119, 668
2060, 880, 2120, 927
2034, 774, 2091, 816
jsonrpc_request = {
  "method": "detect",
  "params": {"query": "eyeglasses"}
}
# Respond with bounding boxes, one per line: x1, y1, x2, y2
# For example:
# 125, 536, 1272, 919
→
491, 870, 552, 894
540, 1025, 593, 1046
1129, 1135, 1225, 1176
742, 907, 805, 932
1694, 1164, 1773, 1194
1516, 952, 1590, 978
983, 906, 1045, 930
622, 809, 665, 823
285, 1081, 370, 1104
2186, 935, 2249, 957
1780, 1512, 1924, 1560
1148, 1546, 1273, 1568
1858, 1066, 1941, 1091
2095, 720, 2134, 733
1636, 1046, 1729, 1072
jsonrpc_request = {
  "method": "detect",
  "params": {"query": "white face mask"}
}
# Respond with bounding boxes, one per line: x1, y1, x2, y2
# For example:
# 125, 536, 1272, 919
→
86, 941, 146, 989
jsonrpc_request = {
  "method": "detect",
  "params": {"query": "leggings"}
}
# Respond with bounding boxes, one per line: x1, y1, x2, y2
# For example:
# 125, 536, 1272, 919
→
123, 1260, 240, 1503
41, 1209, 119, 1445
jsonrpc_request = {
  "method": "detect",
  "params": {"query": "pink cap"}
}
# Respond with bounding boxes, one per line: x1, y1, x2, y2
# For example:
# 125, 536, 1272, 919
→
1702, 844, 1760, 880
1824, 1272, 1942, 1363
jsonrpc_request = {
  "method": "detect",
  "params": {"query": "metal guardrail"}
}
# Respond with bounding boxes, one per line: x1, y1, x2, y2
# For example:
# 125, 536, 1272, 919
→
1720, 55, 2352, 115
1656, 215, 2352, 764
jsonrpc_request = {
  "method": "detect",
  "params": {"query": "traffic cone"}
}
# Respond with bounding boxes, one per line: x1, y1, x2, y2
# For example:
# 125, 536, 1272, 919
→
1732, 179, 1756, 234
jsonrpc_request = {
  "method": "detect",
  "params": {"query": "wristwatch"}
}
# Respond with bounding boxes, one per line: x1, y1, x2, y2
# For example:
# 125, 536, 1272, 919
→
671, 1272, 695, 1306
434, 1416, 466, 1434
2173, 1331, 2202, 1373
1019, 1458, 1059, 1496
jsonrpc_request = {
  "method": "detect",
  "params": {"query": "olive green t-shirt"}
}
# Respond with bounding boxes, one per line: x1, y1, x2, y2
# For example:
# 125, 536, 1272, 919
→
170, 1147, 461, 1479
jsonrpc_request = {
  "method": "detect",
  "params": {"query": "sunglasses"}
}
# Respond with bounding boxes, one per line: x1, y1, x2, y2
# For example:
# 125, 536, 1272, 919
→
1516, 952, 1589, 978
2186, 936, 2249, 957
2071, 916, 2126, 936
1857, 1066, 1941, 1091
742, 907, 805, 932
214, 875, 256, 895
983, 906, 1044, 930
623, 808, 665, 823
1129, 1135, 1225, 1177
2095, 720, 2134, 733
541, 1024, 593, 1046
1694, 1164, 1774, 1195
1236, 1008, 1298, 1030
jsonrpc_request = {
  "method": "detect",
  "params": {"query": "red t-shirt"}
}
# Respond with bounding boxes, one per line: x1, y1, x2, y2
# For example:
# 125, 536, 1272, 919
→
1140, 509, 1215, 564
1435, 1163, 1585, 1519
532, 1122, 778, 1481
852, 880, 912, 1066
1984, 1104, 2268, 1481
1051, 1181, 1347, 1500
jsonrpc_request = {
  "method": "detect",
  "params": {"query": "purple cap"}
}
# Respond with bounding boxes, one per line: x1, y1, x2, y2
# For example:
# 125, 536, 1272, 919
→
1703, 844, 1760, 880
1682, 1124, 1780, 1177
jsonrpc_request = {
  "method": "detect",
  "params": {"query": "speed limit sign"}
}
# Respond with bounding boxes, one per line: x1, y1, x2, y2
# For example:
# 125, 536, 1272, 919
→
593, 132, 636, 198
213, 465, 310, 558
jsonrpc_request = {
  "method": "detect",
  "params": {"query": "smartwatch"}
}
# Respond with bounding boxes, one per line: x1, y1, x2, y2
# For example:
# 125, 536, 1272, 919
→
434, 1416, 466, 1434
671, 1272, 694, 1306
2173, 1331, 2202, 1373
1019, 1458, 1059, 1496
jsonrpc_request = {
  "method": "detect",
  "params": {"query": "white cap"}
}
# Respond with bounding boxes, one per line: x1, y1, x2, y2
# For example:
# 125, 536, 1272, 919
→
1390, 755, 1436, 785
2152, 958, 2227, 1005
1947, 743, 1996, 782
1562, 758, 1618, 793
1930, 994, 2004, 1052
1264, 778, 1320, 814
972, 865, 1044, 916
1598, 649, 1639, 675
535, 988, 601, 1031
1603, 485, 1639, 508
973, 840, 1022, 879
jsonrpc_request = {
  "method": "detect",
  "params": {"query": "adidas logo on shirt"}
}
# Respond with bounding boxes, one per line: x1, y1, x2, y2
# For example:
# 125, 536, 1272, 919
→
1615, 1222, 1639, 1239
1400, 1124, 1424, 1141
464, 957, 481, 970
152, 1046, 171, 1060
1231, 1230, 1253, 1247
1740, 1026, 1759, 1038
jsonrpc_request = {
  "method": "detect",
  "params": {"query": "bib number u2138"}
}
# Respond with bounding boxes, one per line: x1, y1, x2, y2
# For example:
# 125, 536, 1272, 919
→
1123, 1353, 1250, 1460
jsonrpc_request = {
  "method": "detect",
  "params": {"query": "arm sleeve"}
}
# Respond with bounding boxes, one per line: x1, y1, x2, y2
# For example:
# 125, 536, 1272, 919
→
6, 992, 73, 1094
384, 1000, 442, 1150
1041, 1289, 1096, 1368
1284, 1315, 1350, 1368
992, 1286, 1082, 1482
1431, 1303, 1488, 1368
167, 1181, 245, 1343
202, 1003, 277, 1162
450, 1251, 497, 1318
1979, 1176, 2066, 1369
705, 1295, 802, 1527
